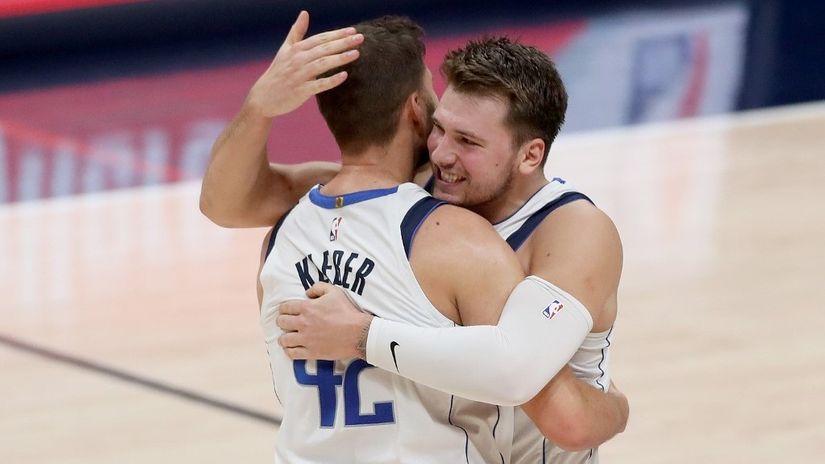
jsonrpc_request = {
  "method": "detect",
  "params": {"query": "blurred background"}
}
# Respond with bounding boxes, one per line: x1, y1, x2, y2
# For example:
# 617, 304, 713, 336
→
2, 1, 824, 463
1, 0, 823, 203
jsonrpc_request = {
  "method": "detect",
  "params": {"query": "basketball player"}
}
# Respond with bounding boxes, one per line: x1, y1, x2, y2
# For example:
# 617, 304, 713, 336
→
275, 37, 624, 463
202, 11, 627, 462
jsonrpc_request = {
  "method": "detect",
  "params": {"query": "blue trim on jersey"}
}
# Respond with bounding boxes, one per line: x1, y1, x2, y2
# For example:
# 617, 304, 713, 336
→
309, 185, 399, 209
504, 191, 593, 251
595, 326, 614, 392
492, 178, 567, 226
400, 196, 447, 258
423, 175, 435, 194
448, 395, 471, 464
265, 206, 295, 260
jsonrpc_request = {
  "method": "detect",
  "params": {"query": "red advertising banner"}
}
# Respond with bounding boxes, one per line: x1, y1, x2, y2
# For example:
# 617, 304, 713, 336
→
0, 0, 147, 18
0, 20, 584, 203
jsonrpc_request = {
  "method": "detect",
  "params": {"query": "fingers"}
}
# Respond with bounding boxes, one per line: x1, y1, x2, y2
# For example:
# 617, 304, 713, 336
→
306, 281, 339, 299
306, 50, 358, 79
279, 300, 305, 316
302, 33, 363, 64
285, 10, 310, 45
278, 330, 303, 349
296, 26, 359, 53
284, 346, 309, 360
279, 332, 309, 359
276, 313, 301, 331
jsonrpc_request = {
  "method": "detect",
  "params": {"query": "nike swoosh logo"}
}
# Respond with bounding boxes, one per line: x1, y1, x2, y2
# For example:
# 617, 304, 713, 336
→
390, 341, 400, 372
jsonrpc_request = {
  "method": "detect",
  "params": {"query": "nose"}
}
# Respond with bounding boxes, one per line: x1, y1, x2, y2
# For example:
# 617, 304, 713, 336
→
429, 134, 457, 168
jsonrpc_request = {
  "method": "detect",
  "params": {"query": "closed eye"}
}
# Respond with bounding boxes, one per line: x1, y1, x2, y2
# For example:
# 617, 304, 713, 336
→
460, 136, 479, 146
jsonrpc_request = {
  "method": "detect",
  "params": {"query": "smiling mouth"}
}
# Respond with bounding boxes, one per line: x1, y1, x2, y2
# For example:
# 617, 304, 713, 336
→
436, 167, 466, 184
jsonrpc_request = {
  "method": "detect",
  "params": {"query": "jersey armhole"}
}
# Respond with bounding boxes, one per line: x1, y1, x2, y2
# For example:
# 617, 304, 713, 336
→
400, 197, 446, 259
505, 192, 593, 251
264, 206, 295, 260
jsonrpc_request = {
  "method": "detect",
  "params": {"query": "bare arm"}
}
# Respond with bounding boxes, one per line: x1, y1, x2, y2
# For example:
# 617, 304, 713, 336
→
524, 367, 628, 451
278, 207, 586, 405
519, 201, 625, 449
275, 203, 627, 447
199, 11, 358, 227
409, 205, 526, 327
276, 207, 592, 405
276, 205, 524, 357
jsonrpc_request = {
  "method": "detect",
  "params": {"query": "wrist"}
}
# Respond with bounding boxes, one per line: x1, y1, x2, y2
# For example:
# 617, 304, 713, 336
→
242, 94, 277, 122
355, 313, 374, 360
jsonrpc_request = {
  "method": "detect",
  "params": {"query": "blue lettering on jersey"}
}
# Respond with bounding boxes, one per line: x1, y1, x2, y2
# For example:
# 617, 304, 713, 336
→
295, 359, 395, 428
295, 254, 316, 290
294, 251, 375, 296
293, 360, 342, 428
344, 360, 395, 425
332, 250, 344, 286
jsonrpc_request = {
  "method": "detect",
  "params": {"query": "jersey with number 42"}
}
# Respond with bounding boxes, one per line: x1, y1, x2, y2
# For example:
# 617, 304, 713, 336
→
260, 183, 512, 464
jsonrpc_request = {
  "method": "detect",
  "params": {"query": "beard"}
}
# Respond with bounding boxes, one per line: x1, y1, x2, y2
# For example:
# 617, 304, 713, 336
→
415, 93, 438, 170
463, 168, 514, 209
413, 144, 430, 170
433, 159, 516, 214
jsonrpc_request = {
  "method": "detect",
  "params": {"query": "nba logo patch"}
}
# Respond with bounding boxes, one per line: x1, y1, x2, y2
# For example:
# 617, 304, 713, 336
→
329, 217, 343, 241
542, 300, 564, 319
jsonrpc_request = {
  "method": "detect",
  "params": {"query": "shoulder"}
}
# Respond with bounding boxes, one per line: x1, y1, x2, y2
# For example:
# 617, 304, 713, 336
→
528, 200, 622, 314
418, 205, 513, 260
534, 199, 621, 251
410, 204, 525, 325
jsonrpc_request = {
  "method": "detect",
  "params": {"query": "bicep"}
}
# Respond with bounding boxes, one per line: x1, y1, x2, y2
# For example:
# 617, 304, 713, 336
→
455, 238, 525, 326
410, 207, 525, 326
531, 204, 622, 321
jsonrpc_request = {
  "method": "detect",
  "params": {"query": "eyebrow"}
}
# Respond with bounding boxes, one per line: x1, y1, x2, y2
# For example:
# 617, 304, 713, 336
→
432, 116, 485, 142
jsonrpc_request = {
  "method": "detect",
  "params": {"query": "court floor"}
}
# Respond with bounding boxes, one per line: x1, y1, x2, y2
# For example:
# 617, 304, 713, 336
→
2, 102, 824, 463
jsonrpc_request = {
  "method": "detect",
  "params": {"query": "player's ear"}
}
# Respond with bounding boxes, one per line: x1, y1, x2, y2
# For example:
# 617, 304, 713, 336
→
517, 138, 546, 175
408, 92, 430, 139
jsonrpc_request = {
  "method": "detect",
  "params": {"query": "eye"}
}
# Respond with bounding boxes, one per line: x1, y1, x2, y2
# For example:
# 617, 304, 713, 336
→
460, 136, 478, 146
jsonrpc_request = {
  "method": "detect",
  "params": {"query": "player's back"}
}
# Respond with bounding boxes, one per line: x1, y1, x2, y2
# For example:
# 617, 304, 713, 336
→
260, 182, 511, 463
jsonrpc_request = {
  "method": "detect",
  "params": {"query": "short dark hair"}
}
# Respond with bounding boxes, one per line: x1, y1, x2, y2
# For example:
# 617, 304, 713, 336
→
316, 16, 426, 153
441, 37, 567, 165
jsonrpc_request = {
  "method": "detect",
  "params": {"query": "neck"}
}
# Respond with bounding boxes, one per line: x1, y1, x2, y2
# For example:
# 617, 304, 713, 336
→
322, 138, 417, 195
472, 172, 549, 224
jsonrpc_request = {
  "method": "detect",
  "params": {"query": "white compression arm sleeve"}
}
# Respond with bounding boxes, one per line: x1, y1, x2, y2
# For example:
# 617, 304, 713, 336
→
365, 276, 593, 406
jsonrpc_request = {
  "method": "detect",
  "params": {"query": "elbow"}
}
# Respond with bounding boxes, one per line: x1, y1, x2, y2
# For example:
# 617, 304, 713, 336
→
540, 414, 598, 452
199, 193, 225, 226
554, 427, 597, 452
199, 192, 242, 228
198, 192, 214, 220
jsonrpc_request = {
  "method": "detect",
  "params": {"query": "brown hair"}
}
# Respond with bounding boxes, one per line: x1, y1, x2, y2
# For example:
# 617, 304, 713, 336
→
316, 16, 426, 154
441, 37, 567, 165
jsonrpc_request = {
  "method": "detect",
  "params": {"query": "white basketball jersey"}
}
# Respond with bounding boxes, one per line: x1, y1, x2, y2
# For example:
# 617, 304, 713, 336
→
260, 182, 513, 464
493, 178, 613, 464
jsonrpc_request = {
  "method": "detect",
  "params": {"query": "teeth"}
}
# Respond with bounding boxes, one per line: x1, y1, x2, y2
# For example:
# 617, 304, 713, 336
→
440, 170, 464, 183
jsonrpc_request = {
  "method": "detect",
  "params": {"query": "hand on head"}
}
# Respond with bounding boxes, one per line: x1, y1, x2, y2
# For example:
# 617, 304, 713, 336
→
246, 11, 364, 118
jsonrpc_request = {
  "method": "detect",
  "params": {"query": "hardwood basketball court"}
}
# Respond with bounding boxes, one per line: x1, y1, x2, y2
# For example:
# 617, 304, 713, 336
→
2, 103, 824, 463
